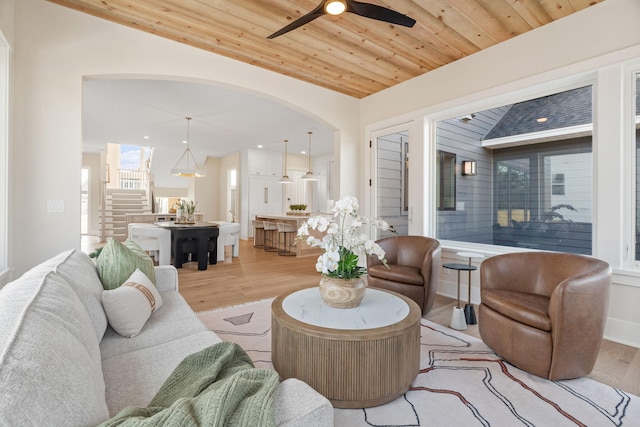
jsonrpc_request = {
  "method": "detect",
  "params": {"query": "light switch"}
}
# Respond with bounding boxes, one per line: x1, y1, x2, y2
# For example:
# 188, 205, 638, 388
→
47, 199, 64, 213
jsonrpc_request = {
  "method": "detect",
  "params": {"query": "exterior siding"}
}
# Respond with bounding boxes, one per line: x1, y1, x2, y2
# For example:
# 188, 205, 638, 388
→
435, 109, 502, 243
376, 133, 408, 237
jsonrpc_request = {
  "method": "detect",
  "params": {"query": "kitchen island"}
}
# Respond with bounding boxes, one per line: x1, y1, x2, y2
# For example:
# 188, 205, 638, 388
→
254, 213, 329, 257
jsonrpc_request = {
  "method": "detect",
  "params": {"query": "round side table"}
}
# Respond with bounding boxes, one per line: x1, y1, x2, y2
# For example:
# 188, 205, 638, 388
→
456, 251, 485, 325
442, 262, 476, 330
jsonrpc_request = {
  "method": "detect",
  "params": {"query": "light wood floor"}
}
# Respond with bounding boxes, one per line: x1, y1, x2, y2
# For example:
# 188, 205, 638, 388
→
83, 236, 640, 396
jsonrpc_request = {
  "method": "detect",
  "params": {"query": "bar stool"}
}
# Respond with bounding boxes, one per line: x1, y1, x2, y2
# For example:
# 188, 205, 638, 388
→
276, 222, 297, 256
263, 221, 278, 252
252, 220, 265, 248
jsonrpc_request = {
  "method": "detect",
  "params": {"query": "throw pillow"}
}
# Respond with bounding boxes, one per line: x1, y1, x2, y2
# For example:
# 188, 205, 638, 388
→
96, 238, 156, 290
102, 269, 163, 338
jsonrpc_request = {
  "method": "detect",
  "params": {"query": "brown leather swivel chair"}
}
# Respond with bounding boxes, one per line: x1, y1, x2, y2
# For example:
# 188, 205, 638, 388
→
479, 252, 611, 380
366, 236, 441, 315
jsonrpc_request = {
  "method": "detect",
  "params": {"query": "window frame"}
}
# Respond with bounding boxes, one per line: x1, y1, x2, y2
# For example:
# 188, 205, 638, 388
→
626, 64, 640, 268
0, 32, 9, 281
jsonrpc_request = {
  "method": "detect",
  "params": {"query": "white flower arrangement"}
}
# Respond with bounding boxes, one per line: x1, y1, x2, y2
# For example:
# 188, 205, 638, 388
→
297, 196, 395, 279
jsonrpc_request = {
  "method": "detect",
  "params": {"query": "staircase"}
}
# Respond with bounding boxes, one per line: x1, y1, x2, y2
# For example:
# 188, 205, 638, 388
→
101, 189, 150, 241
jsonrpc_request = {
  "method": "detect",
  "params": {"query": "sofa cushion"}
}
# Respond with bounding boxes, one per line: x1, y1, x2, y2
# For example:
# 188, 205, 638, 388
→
0, 271, 109, 426
100, 291, 209, 360
13, 249, 108, 341
102, 269, 163, 338
102, 330, 222, 416
53, 249, 109, 341
96, 238, 156, 290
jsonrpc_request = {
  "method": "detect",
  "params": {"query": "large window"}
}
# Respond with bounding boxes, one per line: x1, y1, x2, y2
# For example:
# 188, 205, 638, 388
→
435, 86, 593, 254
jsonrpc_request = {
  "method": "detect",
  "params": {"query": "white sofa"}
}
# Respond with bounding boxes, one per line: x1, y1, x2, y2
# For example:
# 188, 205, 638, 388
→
0, 249, 333, 426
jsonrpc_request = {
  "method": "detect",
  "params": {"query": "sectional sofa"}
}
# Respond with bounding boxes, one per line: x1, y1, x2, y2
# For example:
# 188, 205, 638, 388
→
0, 248, 333, 426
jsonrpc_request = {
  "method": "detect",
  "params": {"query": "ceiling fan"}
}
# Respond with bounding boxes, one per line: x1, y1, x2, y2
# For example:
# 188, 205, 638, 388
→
267, 0, 416, 39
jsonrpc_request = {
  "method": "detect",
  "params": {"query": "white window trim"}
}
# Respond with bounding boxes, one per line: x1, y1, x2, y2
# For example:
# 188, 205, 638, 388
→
621, 61, 640, 271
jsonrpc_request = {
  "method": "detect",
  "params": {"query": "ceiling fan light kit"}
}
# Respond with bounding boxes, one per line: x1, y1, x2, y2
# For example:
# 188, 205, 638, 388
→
267, 0, 416, 39
325, 0, 346, 15
170, 117, 206, 178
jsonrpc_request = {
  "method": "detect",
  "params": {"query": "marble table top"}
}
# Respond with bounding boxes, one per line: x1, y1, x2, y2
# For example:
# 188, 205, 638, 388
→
281, 287, 409, 330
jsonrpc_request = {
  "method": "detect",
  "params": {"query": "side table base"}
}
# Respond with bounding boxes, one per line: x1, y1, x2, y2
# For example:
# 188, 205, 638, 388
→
450, 306, 467, 330
464, 303, 477, 325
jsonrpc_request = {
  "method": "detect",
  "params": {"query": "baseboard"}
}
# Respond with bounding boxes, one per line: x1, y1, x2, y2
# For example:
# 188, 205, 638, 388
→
604, 318, 640, 349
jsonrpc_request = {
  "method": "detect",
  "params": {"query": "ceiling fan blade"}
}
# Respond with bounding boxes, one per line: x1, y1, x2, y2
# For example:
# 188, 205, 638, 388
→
347, 0, 416, 28
267, 2, 326, 39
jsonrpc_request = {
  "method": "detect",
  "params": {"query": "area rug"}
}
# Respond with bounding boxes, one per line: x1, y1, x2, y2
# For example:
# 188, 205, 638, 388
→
197, 298, 640, 426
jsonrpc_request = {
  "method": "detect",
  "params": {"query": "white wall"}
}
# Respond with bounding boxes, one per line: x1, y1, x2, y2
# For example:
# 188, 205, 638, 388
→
360, 0, 640, 348
8, 0, 359, 276
192, 156, 220, 222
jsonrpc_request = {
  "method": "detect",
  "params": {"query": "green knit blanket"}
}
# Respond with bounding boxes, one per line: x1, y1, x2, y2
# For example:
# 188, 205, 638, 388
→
99, 342, 279, 427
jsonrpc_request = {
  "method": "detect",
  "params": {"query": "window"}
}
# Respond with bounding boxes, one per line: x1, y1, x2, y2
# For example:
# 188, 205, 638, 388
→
634, 73, 640, 261
436, 150, 456, 211
435, 85, 593, 254
552, 173, 565, 195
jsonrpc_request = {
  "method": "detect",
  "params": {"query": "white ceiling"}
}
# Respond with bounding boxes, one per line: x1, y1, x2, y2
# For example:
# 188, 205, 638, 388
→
82, 78, 336, 163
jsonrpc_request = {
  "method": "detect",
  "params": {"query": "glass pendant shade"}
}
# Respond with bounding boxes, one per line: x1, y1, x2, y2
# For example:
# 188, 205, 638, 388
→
170, 117, 206, 178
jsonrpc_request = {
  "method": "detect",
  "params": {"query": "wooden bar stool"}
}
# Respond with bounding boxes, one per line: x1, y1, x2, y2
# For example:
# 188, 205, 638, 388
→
276, 222, 297, 256
252, 220, 265, 248
263, 221, 278, 252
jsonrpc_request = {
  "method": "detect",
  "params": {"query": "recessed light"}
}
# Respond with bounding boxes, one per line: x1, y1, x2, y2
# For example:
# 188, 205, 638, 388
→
537, 117, 548, 123
257, 145, 263, 149
182, 140, 187, 144
301, 151, 306, 154
143, 135, 149, 139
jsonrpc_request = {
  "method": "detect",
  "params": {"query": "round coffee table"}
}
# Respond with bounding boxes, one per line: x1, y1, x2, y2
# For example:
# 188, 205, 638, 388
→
271, 287, 421, 408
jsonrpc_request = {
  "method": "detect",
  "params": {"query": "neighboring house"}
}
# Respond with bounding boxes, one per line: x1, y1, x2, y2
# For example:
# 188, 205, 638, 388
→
1, 0, 640, 349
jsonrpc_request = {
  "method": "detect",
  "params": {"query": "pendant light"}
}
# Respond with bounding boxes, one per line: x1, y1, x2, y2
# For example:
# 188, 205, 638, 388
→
278, 139, 293, 184
301, 131, 318, 181
170, 117, 206, 178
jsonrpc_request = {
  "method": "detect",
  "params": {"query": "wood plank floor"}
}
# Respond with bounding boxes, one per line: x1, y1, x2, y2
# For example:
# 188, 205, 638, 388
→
83, 237, 640, 396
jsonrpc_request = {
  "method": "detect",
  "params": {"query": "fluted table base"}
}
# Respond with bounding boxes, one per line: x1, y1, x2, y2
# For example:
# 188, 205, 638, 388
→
271, 288, 421, 408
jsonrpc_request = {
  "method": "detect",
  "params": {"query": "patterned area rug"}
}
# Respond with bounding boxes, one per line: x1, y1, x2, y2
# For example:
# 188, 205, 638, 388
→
197, 298, 640, 426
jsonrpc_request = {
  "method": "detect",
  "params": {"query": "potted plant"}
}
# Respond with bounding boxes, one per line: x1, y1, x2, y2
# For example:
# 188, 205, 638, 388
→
297, 196, 394, 308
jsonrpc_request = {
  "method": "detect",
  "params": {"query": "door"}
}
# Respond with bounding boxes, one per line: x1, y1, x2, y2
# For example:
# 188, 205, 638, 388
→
371, 128, 410, 237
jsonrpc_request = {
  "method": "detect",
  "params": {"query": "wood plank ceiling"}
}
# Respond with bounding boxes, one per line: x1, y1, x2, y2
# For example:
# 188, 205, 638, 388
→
47, 0, 603, 99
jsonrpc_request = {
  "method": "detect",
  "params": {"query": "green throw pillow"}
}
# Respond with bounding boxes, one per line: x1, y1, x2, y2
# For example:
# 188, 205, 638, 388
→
96, 239, 156, 290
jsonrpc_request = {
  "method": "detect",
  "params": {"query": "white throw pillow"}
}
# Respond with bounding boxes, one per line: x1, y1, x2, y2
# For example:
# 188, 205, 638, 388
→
102, 269, 163, 338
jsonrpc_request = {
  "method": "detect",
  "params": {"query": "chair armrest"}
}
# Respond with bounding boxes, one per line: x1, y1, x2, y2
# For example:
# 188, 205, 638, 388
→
154, 265, 179, 292
420, 242, 441, 283
547, 261, 611, 379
